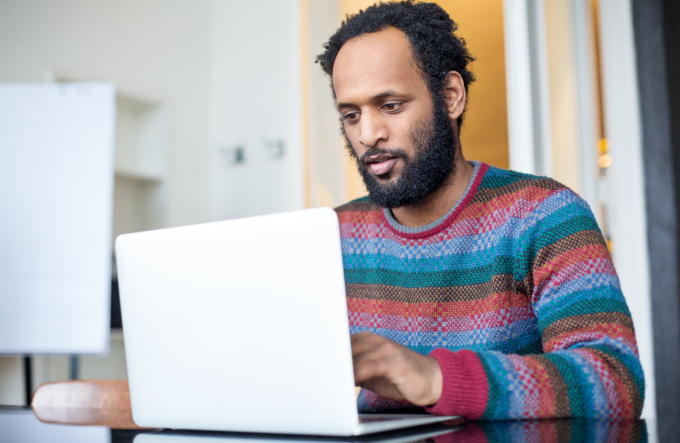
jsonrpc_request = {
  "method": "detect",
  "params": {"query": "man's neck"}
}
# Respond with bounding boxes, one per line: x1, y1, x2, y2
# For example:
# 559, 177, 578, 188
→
390, 155, 475, 227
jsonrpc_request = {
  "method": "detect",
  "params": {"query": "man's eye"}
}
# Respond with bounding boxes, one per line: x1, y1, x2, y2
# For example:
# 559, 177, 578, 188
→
383, 103, 401, 111
344, 112, 359, 122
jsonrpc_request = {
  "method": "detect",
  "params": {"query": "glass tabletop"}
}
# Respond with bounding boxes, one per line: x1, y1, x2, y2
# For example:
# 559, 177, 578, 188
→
0, 406, 650, 443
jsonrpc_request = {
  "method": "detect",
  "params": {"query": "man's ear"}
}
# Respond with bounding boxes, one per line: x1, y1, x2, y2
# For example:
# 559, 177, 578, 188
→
442, 71, 466, 122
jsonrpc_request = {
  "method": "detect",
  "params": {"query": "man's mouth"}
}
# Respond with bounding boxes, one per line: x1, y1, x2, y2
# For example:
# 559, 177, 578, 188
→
364, 154, 399, 176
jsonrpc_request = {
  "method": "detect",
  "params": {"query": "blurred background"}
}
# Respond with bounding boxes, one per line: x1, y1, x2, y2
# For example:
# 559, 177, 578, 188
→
1, 0, 679, 433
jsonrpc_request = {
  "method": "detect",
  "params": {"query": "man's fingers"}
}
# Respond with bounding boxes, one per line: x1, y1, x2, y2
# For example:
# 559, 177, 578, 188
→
353, 351, 405, 401
352, 333, 403, 383
353, 353, 391, 383
350, 333, 442, 406
350, 331, 374, 342
350, 331, 383, 356
353, 344, 403, 380
358, 376, 404, 401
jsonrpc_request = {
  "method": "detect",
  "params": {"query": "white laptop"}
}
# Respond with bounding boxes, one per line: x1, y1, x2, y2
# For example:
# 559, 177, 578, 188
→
116, 208, 459, 436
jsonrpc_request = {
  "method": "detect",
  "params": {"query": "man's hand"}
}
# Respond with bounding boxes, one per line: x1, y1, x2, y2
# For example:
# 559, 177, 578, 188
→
351, 331, 442, 406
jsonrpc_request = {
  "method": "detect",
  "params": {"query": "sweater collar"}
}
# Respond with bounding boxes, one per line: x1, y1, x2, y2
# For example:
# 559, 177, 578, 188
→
381, 161, 487, 239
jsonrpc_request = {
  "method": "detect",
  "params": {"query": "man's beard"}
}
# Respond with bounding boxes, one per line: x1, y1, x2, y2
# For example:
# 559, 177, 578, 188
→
345, 97, 458, 209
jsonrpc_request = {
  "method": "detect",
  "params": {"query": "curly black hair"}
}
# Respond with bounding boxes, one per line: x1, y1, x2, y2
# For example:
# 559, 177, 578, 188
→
316, 0, 475, 127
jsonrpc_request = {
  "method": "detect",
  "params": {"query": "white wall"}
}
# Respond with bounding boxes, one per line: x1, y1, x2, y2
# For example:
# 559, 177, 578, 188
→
503, 0, 553, 177
209, 0, 304, 220
0, 359, 24, 406
0, 0, 212, 405
0, 0, 214, 226
304, 0, 349, 208
0, 0, 303, 404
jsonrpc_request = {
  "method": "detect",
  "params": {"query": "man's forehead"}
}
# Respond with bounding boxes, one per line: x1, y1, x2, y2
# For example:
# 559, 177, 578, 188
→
332, 27, 423, 103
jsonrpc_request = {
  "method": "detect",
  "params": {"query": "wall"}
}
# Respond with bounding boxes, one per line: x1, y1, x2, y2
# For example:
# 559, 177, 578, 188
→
209, 0, 304, 219
0, 0, 303, 404
544, 0, 581, 192
0, 0, 213, 405
303, 0, 350, 208
436, 0, 509, 169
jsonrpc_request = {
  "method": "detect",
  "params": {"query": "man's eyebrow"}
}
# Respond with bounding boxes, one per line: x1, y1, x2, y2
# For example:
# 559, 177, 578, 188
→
336, 90, 405, 109
372, 90, 402, 100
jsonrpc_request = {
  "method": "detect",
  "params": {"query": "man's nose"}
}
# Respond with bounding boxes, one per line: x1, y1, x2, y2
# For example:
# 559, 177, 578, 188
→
358, 109, 388, 148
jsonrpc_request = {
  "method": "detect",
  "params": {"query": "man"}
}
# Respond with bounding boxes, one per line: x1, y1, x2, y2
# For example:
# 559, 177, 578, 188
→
317, 1, 644, 419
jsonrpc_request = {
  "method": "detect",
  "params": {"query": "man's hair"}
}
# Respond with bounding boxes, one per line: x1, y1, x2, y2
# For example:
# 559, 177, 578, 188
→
316, 0, 475, 126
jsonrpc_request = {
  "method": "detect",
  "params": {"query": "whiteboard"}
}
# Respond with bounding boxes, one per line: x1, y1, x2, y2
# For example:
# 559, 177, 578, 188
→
0, 83, 115, 354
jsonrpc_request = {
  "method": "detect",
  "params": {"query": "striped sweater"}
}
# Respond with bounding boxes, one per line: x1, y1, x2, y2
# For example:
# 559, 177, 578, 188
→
335, 162, 644, 419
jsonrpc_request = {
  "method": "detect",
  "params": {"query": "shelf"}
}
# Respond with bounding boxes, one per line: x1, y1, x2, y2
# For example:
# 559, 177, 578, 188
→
114, 93, 167, 179
114, 167, 164, 183
111, 92, 168, 246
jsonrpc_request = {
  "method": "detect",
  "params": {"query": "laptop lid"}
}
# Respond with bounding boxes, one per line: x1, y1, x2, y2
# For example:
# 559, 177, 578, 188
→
116, 208, 358, 435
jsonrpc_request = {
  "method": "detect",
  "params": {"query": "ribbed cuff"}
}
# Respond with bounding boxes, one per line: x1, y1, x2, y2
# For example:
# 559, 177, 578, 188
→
425, 348, 488, 419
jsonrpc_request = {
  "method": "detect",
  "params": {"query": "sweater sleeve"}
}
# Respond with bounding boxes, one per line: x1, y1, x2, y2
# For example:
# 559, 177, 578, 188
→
425, 188, 645, 419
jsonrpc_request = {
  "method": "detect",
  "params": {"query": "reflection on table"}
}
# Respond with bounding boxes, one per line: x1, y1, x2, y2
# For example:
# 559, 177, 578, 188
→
0, 406, 648, 443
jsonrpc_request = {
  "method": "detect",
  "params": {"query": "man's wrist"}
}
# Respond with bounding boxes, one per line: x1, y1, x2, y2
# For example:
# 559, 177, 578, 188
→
425, 355, 443, 406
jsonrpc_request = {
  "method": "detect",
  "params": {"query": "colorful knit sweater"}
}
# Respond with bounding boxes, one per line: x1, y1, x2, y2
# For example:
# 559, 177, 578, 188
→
335, 162, 644, 420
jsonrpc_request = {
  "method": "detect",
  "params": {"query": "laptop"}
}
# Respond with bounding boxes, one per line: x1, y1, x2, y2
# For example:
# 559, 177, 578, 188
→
115, 207, 459, 436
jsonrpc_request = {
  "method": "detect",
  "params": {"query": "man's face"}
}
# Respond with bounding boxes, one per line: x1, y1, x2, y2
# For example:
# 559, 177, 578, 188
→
332, 27, 457, 208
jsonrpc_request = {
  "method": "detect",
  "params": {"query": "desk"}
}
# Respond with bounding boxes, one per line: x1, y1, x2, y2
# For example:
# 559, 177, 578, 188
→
0, 406, 649, 443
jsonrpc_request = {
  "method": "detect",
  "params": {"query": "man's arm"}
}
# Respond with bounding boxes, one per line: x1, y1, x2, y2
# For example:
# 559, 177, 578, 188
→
352, 189, 645, 419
